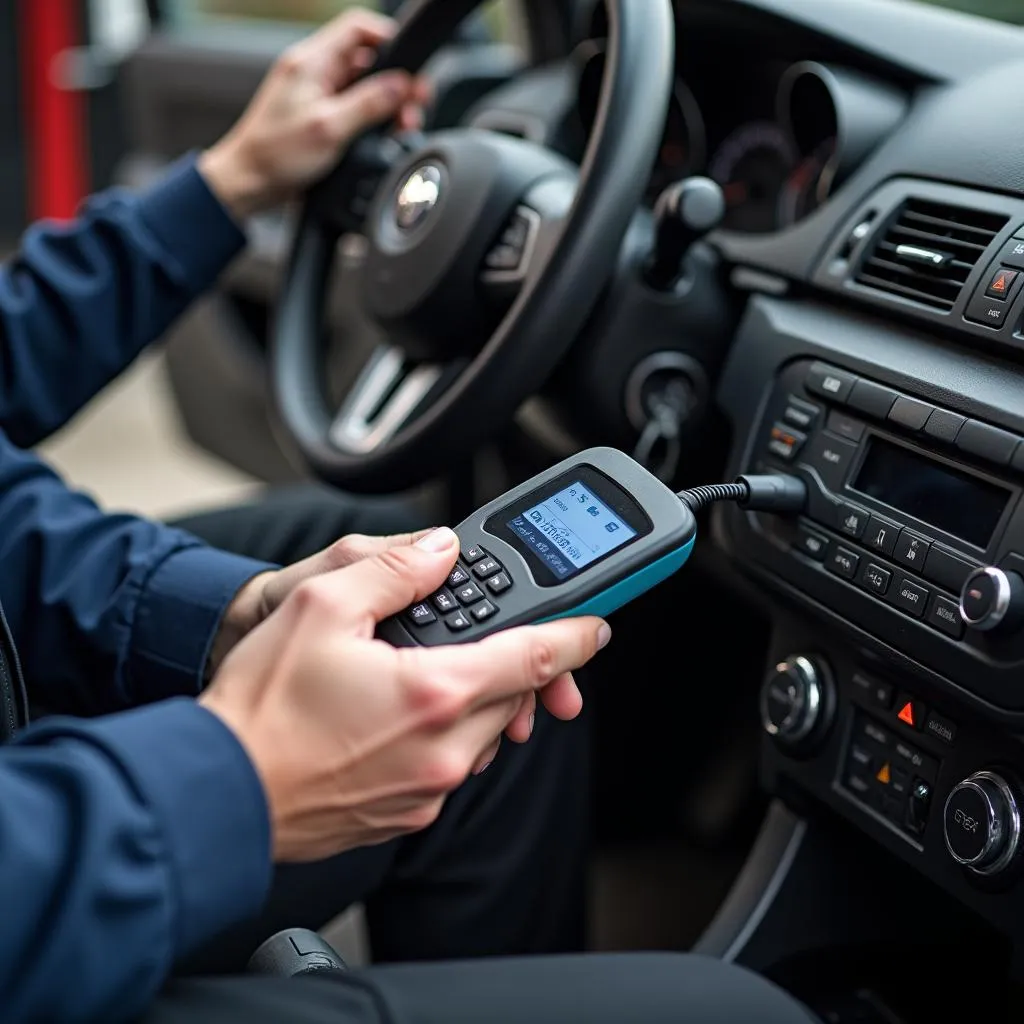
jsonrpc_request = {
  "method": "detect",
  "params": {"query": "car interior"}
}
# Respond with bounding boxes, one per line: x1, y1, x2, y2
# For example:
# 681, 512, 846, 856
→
20, 0, 1024, 1018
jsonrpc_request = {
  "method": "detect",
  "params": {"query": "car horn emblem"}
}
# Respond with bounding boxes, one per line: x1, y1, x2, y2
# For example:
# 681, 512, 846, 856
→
395, 165, 442, 231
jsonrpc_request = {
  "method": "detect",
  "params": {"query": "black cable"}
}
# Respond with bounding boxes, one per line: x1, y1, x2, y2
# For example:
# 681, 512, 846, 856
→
677, 473, 808, 515
677, 482, 748, 513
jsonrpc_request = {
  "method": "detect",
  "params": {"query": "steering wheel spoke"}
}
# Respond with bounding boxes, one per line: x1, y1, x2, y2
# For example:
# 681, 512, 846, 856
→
329, 345, 447, 455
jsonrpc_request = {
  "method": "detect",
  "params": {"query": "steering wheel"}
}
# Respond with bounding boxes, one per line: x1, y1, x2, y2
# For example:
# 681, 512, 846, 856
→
272, 0, 675, 493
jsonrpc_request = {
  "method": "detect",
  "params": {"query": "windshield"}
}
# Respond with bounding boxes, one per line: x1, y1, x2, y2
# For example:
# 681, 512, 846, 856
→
916, 0, 1024, 23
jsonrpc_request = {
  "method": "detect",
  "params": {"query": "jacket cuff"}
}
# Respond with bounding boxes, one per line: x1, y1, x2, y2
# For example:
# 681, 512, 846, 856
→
59, 699, 272, 957
136, 153, 247, 291
128, 545, 273, 703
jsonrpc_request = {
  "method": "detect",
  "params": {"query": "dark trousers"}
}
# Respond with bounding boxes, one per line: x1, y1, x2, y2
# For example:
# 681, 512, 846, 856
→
172, 484, 589, 970
144, 955, 817, 1022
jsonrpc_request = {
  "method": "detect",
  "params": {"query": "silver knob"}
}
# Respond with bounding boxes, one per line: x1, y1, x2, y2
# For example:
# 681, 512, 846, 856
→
943, 771, 1021, 876
960, 567, 1024, 633
760, 655, 827, 746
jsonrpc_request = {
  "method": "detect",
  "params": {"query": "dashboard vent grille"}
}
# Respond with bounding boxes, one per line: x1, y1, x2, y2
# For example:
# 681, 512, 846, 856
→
855, 199, 1008, 311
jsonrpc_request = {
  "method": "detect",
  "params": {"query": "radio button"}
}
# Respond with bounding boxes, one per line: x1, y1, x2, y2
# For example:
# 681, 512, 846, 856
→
955, 420, 1019, 467
825, 409, 865, 443
923, 409, 966, 445
893, 530, 931, 571
848, 380, 898, 420
864, 515, 900, 556
806, 363, 857, 403
894, 577, 930, 618
783, 396, 820, 430
860, 562, 892, 596
836, 503, 870, 539
924, 546, 978, 593
828, 546, 860, 580
794, 525, 829, 561
887, 396, 934, 433
800, 434, 858, 491
926, 593, 966, 640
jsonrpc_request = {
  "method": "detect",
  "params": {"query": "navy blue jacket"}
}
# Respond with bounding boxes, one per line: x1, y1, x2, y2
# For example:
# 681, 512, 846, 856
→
0, 158, 277, 1021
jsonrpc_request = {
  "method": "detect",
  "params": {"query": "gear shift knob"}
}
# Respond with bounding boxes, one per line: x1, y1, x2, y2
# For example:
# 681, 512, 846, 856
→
247, 927, 348, 978
645, 176, 725, 290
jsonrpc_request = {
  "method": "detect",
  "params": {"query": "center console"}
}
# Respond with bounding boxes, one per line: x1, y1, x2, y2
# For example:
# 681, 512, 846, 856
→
706, 292, 1024, 1011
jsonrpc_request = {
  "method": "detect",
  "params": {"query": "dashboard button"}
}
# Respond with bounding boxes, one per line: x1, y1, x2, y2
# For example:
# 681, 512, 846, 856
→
893, 530, 931, 571
894, 577, 930, 618
894, 693, 926, 731
996, 238, 1024, 270
926, 593, 966, 640
923, 408, 966, 444
985, 267, 1019, 299
847, 380, 898, 420
924, 547, 978, 592
955, 420, 1019, 466
893, 737, 937, 778
965, 291, 1010, 328
836, 503, 869, 539
860, 562, 892, 596
463, 545, 487, 564
806, 363, 857, 403
825, 409, 865, 442
907, 779, 932, 835
794, 525, 829, 561
853, 673, 894, 710
925, 710, 957, 746
887, 396, 934, 432
864, 515, 899, 556
827, 546, 860, 580
783, 396, 820, 430
800, 433, 858, 491
767, 422, 805, 461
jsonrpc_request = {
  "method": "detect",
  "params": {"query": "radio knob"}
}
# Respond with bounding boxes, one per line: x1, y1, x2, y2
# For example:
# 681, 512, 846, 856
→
760, 655, 833, 750
943, 771, 1021, 876
959, 567, 1024, 633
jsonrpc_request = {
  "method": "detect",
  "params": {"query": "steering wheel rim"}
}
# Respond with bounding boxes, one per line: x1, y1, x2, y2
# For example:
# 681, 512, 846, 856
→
272, 0, 676, 493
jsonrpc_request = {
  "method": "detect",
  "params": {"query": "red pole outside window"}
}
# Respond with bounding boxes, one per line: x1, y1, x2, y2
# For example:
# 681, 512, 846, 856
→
19, 0, 89, 221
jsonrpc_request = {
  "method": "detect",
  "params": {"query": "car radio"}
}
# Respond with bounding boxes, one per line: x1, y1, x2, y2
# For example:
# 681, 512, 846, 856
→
736, 358, 1024, 713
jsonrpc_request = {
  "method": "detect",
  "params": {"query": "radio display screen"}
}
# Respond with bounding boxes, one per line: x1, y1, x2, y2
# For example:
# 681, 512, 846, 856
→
852, 437, 1011, 549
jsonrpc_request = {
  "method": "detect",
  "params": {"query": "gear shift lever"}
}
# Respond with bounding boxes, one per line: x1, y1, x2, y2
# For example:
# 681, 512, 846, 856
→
645, 176, 725, 290
248, 928, 348, 978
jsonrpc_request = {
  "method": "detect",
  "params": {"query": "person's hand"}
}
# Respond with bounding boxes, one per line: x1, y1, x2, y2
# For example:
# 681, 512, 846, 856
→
199, 527, 611, 862
198, 7, 430, 220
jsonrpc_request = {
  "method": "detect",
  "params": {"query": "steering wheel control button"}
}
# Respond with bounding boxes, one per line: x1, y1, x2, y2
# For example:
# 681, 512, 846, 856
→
825, 410, 865, 443
463, 546, 487, 564
432, 589, 459, 614
447, 565, 471, 588
955, 420, 1019, 467
444, 610, 472, 632
864, 515, 899, 556
887, 396, 934, 433
806, 363, 857, 404
407, 603, 437, 628
836, 504, 869, 540
926, 593, 966, 640
860, 562, 892, 597
472, 557, 502, 580
471, 600, 499, 623
486, 572, 512, 595
767, 422, 806, 461
925, 710, 958, 746
923, 408, 966, 445
482, 206, 540, 283
894, 577, 930, 618
960, 567, 1024, 633
782, 396, 820, 431
847, 380, 898, 420
759, 656, 831, 749
454, 582, 484, 606
794, 525, 829, 562
944, 771, 1022, 876
985, 267, 1019, 300
893, 530, 931, 571
827, 546, 860, 580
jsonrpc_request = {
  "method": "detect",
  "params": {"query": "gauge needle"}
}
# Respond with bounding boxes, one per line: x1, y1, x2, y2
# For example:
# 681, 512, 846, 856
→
723, 181, 749, 206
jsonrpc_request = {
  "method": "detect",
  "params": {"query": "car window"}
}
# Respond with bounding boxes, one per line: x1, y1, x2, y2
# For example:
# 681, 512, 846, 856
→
162, 0, 520, 44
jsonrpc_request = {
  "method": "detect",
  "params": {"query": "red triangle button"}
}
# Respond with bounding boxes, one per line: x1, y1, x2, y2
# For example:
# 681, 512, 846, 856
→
898, 701, 915, 727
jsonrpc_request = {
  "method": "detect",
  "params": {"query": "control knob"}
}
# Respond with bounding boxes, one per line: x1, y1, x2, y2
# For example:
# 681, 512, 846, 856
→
943, 771, 1021, 876
960, 567, 1024, 634
760, 655, 833, 751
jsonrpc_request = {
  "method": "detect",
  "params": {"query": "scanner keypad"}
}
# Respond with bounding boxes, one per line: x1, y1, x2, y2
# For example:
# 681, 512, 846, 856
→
406, 547, 513, 636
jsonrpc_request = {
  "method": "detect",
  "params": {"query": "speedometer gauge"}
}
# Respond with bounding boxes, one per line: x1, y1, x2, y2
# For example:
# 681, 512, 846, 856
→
708, 121, 797, 233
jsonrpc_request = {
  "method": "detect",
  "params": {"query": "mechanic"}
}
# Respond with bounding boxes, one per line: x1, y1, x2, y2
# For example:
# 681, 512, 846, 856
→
0, 9, 820, 1022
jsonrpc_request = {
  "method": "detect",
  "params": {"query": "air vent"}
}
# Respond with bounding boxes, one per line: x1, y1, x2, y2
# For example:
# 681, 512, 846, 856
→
855, 199, 1008, 311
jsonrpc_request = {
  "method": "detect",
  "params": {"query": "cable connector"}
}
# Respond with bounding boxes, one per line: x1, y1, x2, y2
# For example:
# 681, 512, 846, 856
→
677, 473, 807, 515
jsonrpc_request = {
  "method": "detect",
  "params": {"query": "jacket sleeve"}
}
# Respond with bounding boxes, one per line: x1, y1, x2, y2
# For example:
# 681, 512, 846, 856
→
0, 433, 273, 716
0, 155, 246, 448
0, 698, 272, 1023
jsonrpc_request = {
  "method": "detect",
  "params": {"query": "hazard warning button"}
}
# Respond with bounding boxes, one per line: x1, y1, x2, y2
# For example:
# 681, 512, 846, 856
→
895, 693, 927, 732
985, 267, 1019, 300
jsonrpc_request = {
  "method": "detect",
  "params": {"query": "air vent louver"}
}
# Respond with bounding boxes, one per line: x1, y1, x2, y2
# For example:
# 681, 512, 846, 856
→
855, 199, 1008, 311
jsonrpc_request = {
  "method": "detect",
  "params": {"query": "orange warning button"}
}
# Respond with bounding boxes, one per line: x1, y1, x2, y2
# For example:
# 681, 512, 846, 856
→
876, 762, 891, 785
985, 267, 1019, 300
897, 702, 915, 727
